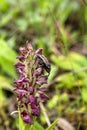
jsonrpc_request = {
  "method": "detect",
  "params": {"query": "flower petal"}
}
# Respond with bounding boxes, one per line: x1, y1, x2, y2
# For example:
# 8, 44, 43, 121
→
34, 68, 42, 76
21, 110, 32, 125
26, 41, 33, 52
36, 76, 48, 85
31, 105, 40, 116
28, 95, 37, 104
16, 68, 23, 74
23, 115, 32, 124
37, 87, 48, 94
35, 48, 43, 55
14, 88, 27, 96
40, 93, 49, 102
29, 86, 34, 94
14, 62, 25, 67
16, 55, 25, 61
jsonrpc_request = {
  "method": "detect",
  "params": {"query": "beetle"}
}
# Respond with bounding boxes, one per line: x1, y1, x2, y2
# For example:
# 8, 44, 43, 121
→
35, 54, 51, 74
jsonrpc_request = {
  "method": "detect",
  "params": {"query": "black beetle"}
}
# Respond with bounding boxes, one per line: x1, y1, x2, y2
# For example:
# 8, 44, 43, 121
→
36, 54, 51, 74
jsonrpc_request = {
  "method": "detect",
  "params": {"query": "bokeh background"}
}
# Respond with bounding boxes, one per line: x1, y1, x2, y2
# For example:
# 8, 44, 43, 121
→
0, 0, 87, 130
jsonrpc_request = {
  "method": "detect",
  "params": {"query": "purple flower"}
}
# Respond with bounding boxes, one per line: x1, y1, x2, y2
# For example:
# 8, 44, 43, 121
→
15, 77, 25, 84
16, 55, 25, 61
29, 86, 34, 94
19, 47, 26, 55
34, 68, 42, 76
14, 41, 50, 125
37, 88, 49, 102
36, 76, 48, 85
37, 87, 48, 93
35, 48, 43, 54
31, 104, 40, 116
28, 95, 37, 104
21, 110, 32, 125
23, 115, 32, 125
14, 62, 25, 67
14, 88, 27, 95
40, 93, 49, 102
16, 68, 23, 74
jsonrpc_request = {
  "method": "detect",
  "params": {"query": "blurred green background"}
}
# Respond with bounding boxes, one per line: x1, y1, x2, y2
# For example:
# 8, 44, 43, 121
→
0, 0, 87, 130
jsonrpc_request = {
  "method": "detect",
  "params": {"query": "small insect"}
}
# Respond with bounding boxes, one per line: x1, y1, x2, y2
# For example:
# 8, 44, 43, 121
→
36, 54, 51, 74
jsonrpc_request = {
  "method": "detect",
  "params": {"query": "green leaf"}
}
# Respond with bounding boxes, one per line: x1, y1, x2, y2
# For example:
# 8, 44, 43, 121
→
0, 56, 17, 78
47, 95, 59, 109
19, 111, 44, 130
51, 54, 81, 71
16, 18, 28, 31
19, 111, 31, 130
19, 111, 25, 130
33, 122, 45, 130
81, 88, 87, 103
0, 76, 12, 89
46, 119, 58, 130
0, 39, 17, 78
0, 89, 5, 107
0, 0, 9, 11
70, 52, 87, 67
48, 65, 58, 81
0, 39, 17, 62
58, 73, 75, 88
51, 52, 87, 71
